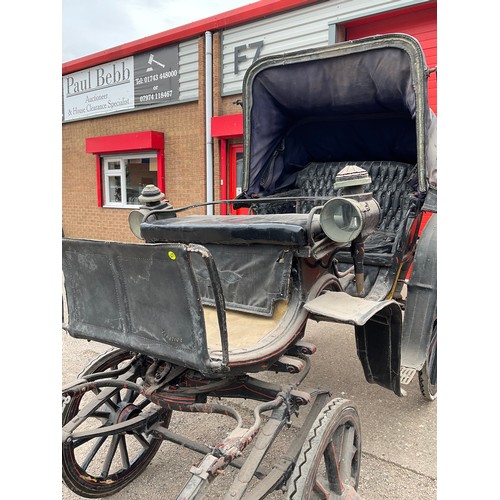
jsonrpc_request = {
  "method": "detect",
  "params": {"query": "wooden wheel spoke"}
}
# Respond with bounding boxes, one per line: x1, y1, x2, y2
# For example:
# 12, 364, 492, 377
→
118, 435, 130, 469
132, 431, 152, 449
101, 433, 120, 477
93, 409, 113, 421
313, 477, 331, 499
338, 426, 356, 485
123, 388, 137, 404
324, 438, 343, 492
81, 435, 107, 470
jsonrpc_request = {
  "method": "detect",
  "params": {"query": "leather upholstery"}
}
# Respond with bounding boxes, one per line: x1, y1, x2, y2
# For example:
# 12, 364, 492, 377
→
297, 160, 418, 230
141, 213, 312, 246
141, 161, 418, 257
256, 160, 419, 257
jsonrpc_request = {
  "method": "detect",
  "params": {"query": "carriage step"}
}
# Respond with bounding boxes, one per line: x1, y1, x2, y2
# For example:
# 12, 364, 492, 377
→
400, 366, 417, 385
270, 355, 305, 374
304, 291, 398, 326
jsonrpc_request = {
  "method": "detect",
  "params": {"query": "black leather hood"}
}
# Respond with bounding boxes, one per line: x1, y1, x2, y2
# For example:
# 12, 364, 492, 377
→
241, 34, 437, 197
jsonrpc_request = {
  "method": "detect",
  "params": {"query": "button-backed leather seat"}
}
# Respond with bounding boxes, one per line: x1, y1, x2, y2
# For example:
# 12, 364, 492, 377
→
253, 160, 420, 265
142, 161, 419, 266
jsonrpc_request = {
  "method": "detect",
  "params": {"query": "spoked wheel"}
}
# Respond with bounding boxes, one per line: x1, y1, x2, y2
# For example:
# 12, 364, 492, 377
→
287, 398, 362, 499
62, 349, 171, 498
418, 317, 437, 401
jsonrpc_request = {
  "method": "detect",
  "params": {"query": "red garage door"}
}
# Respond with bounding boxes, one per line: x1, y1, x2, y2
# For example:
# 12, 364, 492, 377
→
345, 1, 437, 114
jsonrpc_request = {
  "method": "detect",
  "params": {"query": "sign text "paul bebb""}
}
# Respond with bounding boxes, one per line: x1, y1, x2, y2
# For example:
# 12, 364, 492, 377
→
65, 61, 131, 96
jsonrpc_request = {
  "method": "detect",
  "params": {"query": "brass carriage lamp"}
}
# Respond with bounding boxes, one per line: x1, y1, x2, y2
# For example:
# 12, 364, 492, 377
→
319, 165, 380, 296
128, 184, 173, 239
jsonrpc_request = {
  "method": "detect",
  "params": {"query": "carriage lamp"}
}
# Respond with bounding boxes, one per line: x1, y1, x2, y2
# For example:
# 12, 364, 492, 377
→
319, 165, 380, 296
128, 184, 173, 239
319, 166, 380, 243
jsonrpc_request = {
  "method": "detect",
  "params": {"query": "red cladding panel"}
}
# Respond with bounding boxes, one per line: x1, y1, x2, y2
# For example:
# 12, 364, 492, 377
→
346, 2, 437, 114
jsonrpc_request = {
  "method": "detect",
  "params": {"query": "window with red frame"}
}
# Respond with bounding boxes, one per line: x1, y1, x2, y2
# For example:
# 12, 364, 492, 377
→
102, 153, 158, 207
86, 131, 165, 208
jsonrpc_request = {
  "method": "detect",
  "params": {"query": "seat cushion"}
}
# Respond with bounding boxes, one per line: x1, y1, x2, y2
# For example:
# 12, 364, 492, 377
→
141, 214, 313, 246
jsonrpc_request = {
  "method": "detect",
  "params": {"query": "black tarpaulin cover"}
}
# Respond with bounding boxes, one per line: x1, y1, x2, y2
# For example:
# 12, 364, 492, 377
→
191, 244, 294, 317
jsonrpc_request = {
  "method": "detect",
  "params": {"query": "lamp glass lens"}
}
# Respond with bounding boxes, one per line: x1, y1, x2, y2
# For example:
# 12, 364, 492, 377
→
128, 210, 145, 239
333, 202, 361, 232
320, 198, 363, 243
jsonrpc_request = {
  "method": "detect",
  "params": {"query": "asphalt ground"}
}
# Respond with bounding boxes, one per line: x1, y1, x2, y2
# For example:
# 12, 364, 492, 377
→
61, 318, 437, 500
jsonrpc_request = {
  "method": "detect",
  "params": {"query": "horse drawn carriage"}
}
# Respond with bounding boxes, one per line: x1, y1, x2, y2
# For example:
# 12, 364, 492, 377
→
62, 33, 437, 499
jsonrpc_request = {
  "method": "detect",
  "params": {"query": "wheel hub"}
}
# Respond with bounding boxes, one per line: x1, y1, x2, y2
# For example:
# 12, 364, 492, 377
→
116, 402, 141, 424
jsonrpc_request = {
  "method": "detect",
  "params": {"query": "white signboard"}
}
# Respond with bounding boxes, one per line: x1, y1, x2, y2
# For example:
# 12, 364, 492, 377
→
62, 46, 180, 122
63, 58, 135, 121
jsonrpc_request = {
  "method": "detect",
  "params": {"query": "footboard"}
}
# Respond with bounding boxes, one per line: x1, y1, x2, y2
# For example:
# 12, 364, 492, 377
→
62, 238, 229, 375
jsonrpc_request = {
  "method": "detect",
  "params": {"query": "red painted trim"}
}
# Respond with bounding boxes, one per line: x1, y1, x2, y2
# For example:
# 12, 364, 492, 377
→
229, 143, 245, 215
63, 0, 319, 75
157, 148, 165, 197
213, 116, 243, 214
219, 139, 228, 215
86, 131, 164, 154
96, 155, 103, 207
211, 114, 243, 139
88, 130, 165, 206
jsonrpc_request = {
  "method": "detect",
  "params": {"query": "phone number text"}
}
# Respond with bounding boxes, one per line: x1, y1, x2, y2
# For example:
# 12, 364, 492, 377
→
135, 70, 178, 85
138, 91, 174, 103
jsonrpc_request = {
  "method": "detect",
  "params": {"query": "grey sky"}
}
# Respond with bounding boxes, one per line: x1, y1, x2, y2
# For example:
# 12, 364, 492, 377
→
62, 0, 254, 63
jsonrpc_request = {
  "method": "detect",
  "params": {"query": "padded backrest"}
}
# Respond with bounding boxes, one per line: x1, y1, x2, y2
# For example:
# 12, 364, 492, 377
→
296, 161, 418, 232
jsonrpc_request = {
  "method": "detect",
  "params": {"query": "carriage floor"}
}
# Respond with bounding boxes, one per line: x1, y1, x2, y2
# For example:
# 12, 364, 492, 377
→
203, 302, 288, 350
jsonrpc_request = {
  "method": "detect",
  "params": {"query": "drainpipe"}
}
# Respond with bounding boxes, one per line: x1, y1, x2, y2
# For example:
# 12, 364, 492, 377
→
205, 31, 214, 215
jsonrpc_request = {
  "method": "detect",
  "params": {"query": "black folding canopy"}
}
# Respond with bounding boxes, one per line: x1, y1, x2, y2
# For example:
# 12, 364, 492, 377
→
241, 34, 437, 199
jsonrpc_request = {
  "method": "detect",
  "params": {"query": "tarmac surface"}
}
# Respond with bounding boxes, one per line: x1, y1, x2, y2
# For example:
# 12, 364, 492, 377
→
61, 319, 437, 500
